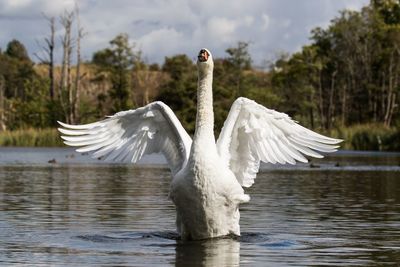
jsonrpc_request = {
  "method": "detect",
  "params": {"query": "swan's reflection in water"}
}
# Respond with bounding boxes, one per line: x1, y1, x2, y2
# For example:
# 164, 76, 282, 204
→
175, 237, 240, 267
2, 150, 400, 266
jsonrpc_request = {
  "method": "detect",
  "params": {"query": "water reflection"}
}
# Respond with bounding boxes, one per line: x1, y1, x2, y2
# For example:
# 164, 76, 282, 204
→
175, 238, 240, 267
0, 148, 400, 266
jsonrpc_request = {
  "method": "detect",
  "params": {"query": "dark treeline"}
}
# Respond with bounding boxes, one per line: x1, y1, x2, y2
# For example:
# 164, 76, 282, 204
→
0, 0, 399, 150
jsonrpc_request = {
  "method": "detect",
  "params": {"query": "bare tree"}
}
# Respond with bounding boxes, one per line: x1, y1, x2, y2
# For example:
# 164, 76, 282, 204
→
131, 53, 164, 107
59, 11, 74, 123
384, 47, 400, 126
35, 14, 55, 100
37, 4, 85, 124
132, 66, 165, 106
0, 75, 6, 131
71, 4, 86, 124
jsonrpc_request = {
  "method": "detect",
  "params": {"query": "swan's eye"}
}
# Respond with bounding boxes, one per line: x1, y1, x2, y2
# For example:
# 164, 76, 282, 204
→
198, 49, 209, 62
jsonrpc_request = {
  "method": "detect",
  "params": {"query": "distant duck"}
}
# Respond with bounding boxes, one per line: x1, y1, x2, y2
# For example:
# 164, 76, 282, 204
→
58, 48, 341, 240
48, 158, 57, 164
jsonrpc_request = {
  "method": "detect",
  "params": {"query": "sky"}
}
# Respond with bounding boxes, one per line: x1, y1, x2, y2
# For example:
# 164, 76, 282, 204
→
0, 0, 369, 66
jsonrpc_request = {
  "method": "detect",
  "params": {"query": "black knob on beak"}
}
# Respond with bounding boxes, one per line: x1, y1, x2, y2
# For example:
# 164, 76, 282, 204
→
198, 49, 209, 62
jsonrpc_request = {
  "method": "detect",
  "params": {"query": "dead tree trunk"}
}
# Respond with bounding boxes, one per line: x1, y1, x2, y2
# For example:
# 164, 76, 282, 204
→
72, 5, 85, 124
34, 15, 56, 100
384, 51, 395, 127
384, 53, 399, 127
48, 17, 55, 100
327, 70, 337, 129
60, 11, 74, 123
0, 75, 6, 131
317, 69, 325, 129
341, 82, 347, 126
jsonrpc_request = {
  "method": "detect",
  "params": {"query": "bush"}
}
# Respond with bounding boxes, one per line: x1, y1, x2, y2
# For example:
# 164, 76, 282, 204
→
328, 124, 398, 151
0, 128, 63, 147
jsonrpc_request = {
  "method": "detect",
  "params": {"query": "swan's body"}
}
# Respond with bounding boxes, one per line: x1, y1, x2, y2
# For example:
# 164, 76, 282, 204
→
58, 49, 341, 240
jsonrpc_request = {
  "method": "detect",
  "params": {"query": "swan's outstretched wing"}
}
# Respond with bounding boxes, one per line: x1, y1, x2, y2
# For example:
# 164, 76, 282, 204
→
58, 101, 192, 175
216, 97, 342, 187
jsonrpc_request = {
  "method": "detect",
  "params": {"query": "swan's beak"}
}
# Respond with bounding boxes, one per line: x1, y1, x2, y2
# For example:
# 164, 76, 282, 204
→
198, 49, 209, 62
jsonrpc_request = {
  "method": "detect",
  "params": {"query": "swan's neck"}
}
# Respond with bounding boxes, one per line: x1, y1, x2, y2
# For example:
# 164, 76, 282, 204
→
194, 68, 214, 142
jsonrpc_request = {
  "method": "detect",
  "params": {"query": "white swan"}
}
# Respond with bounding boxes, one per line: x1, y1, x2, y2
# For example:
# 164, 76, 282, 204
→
58, 48, 341, 240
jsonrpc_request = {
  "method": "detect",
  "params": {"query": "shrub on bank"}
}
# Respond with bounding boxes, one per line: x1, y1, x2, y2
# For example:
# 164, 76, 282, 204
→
0, 128, 63, 147
0, 124, 398, 151
328, 124, 398, 151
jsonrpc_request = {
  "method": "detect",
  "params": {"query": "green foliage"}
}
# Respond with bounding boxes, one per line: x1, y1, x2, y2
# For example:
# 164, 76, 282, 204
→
273, 2, 400, 129
224, 41, 252, 98
0, 40, 35, 99
372, 0, 400, 24
225, 41, 252, 71
384, 127, 400, 151
92, 48, 114, 69
9, 78, 51, 129
0, 128, 63, 147
328, 124, 398, 151
5, 39, 31, 62
270, 49, 318, 128
92, 33, 135, 111
157, 54, 197, 133
0, 40, 51, 132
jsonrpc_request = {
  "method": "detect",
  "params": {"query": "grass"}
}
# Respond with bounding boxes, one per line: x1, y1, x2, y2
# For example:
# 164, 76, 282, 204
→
327, 123, 399, 151
0, 124, 398, 151
0, 128, 63, 147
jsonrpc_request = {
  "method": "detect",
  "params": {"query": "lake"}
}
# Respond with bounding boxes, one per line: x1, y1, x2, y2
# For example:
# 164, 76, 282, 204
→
0, 147, 399, 266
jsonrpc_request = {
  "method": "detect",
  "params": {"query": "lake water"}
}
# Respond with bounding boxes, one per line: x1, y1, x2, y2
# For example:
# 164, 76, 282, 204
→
0, 147, 399, 266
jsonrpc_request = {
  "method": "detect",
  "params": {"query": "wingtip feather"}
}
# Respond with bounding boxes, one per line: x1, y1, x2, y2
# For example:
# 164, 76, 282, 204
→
57, 120, 101, 130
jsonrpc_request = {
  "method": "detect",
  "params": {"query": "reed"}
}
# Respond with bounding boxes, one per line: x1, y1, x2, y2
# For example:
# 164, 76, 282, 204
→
0, 124, 398, 151
328, 124, 398, 151
0, 128, 63, 147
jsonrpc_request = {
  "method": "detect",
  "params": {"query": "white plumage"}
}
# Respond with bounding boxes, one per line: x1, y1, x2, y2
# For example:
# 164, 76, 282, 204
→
58, 102, 192, 176
217, 97, 340, 187
58, 48, 341, 240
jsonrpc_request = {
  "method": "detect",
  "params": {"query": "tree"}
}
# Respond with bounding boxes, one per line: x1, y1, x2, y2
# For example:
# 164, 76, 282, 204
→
269, 49, 318, 128
226, 41, 252, 70
131, 52, 166, 107
33, 6, 87, 125
35, 15, 56, 100
0, 75, 5, 130
5, 40, 31, 62
157, 54, 197, 133
59, 10, 74, 122
225, 41, 252, 97
0, 40, 35, 100
268, 1, 400, 129
93, 33, 135, 112
72, 4, 85, 124
372, 0, 400, 24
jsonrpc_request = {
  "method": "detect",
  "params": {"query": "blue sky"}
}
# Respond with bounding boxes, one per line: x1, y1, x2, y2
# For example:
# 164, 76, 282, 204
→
0, 0, 369, 66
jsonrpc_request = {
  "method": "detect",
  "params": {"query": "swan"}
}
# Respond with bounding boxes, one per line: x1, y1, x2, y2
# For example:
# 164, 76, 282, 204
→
58, 48, 342, 240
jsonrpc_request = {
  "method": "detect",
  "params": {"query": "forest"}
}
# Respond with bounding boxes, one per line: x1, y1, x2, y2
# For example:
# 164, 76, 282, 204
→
0, 0, 399, 150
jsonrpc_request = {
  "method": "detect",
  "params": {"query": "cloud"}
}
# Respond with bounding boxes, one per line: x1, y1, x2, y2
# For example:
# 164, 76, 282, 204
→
206, 17, 236, 41
0, 0, 370, 65
261, 14, 270, 31
1, 0, 32, 10
137, 27, 186, 61
0, 0, 76, 16
242, 16, 254, 27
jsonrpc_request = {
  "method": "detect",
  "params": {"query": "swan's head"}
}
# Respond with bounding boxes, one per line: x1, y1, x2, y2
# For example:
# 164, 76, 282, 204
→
197, 48, 213, 72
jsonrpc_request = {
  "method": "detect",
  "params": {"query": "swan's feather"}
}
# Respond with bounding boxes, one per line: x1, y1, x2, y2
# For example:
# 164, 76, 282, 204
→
217, 97, 342, 188
58, 101, 192, 175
